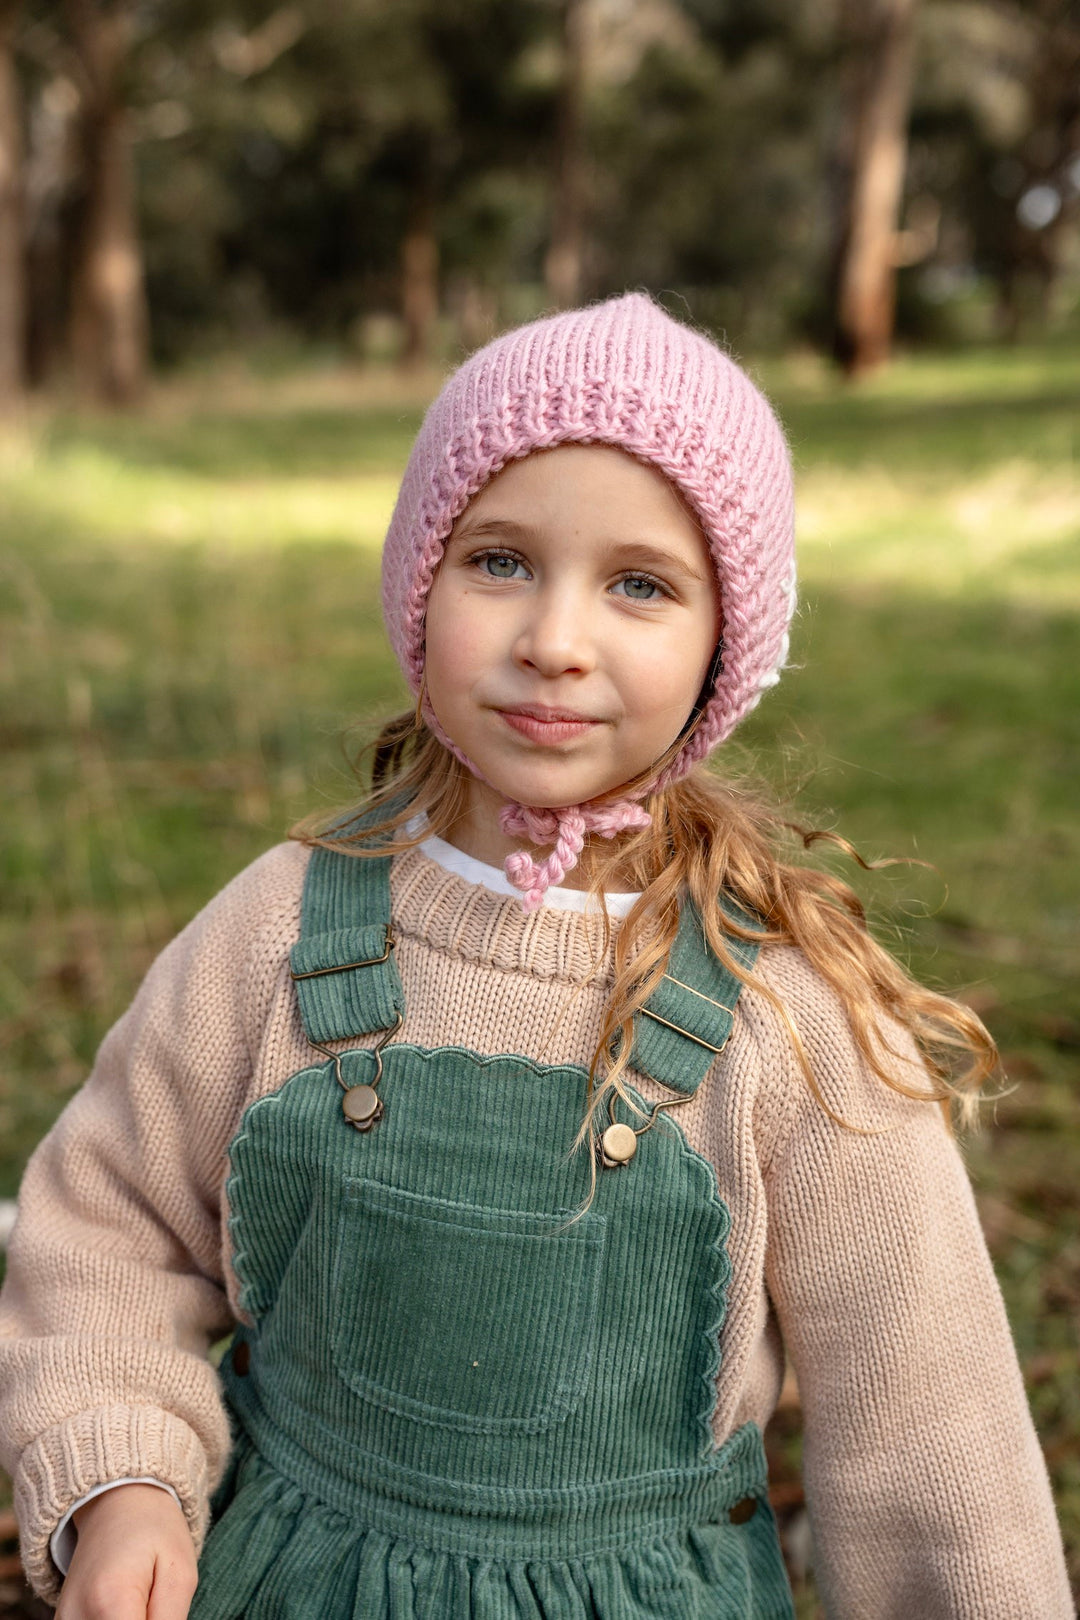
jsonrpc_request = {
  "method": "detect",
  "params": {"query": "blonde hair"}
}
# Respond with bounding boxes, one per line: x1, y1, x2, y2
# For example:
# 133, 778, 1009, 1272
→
295, 713, 997, 1177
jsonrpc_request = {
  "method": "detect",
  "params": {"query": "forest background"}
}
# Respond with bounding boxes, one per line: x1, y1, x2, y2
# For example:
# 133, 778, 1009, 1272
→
1, 0, 1079, 1615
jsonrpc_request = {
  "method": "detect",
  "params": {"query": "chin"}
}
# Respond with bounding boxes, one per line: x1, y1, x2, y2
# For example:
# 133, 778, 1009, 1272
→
491, 777, 623, 810
469, 748, 631, 811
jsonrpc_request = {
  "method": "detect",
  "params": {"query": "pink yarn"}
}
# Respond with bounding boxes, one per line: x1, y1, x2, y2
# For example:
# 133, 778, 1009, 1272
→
380, 292, 796, 907
499, 802, 652, 913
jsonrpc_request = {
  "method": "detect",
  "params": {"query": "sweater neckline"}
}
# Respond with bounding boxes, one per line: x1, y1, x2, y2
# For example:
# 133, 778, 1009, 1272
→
389, 843, 623, 987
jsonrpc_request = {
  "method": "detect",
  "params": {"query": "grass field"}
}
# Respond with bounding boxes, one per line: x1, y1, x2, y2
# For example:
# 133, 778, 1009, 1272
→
1, 344, 1078, 1611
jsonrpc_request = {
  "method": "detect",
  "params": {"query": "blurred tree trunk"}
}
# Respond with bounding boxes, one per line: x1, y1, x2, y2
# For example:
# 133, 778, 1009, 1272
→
450, 272, 497, 352
996, 0, 1080, 338
23, 70, 79, 389
544, 0, 587, 308
400, 152, 438, 367
833, 0, 918, 375
65, 0, 147, 403
0, 0, 24, 412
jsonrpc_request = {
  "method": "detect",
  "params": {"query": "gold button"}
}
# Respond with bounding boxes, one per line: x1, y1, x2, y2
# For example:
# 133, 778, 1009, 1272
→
600, 1122, 637, 1165
233, 1339, 251, 1377
343, 1084, 381, 1129
728, 1496, 757, 1525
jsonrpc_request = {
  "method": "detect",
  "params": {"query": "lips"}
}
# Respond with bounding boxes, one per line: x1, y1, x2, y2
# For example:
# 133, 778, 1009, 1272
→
496, 703, 603, 745
501, 703, 598, 723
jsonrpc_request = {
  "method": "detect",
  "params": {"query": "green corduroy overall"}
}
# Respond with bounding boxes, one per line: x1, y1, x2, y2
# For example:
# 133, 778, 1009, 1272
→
190, 846, 796, 1619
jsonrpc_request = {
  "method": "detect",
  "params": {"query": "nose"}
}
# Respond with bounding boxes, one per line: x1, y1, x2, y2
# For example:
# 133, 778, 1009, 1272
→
512, 584, 596, 678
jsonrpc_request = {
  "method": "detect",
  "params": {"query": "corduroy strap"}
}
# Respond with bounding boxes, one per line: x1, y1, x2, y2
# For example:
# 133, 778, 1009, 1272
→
289, 844, 405, 1045
629, 897, 762, 1095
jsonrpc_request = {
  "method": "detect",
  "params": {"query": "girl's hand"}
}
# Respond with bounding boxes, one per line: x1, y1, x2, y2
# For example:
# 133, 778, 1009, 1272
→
56, 1483, 198, 1620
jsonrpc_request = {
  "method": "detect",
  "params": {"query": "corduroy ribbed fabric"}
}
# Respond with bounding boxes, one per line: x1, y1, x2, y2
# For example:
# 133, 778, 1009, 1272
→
187, 847, 795, 1619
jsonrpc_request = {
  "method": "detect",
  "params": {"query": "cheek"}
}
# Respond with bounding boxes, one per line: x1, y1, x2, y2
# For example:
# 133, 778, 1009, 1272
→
424, 623, 464, 696
424, 579, 493, 703
618, 628, 713, 722
664, 598, 721, 712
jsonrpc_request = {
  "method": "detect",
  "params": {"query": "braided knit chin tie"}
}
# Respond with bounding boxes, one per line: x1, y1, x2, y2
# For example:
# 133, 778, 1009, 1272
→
498, 801, 652, 913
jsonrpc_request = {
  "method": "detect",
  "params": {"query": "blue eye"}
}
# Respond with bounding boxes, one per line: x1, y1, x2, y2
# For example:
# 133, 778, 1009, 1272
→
614, 575, 663, 601
477, 552, 527, 579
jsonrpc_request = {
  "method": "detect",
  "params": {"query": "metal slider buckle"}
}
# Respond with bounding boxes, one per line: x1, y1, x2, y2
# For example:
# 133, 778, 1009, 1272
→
289, 925, 396, 981
636, 971, 737, 1053
637, 1004, 732, 1056
660, 972, 737, 1015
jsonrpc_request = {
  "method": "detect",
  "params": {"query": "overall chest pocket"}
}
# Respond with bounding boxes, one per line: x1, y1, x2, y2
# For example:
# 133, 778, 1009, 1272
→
332, 1177, 606, 1434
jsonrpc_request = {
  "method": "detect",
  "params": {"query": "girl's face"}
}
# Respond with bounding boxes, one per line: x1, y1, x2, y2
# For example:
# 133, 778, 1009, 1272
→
424, 444, 721, 826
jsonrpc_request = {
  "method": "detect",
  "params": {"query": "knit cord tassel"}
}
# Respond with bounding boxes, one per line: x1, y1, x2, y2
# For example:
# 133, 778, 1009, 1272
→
500, 802, 652, 912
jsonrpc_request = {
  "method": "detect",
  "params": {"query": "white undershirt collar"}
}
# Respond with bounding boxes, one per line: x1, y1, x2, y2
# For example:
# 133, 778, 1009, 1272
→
408, 818, 641, 918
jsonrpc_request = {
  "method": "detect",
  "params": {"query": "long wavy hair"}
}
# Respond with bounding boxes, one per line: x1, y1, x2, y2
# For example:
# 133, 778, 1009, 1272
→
294, 709, 998, 1186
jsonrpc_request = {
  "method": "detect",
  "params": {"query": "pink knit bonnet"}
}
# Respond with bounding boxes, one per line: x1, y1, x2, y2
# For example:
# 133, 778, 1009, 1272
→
381, 292, 795, 909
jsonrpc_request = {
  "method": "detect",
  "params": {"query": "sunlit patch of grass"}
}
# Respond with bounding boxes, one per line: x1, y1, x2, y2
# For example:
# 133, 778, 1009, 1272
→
2, 445, 400, 552
796, 462, 1080, 607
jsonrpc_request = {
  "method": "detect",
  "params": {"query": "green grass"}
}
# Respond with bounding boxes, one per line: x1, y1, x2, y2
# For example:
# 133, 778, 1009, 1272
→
1, 346, 1078, 1606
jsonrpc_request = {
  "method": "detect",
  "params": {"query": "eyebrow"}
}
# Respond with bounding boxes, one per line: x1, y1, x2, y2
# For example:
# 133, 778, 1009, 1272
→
602, 540, 710, 585
449, 517, 710, 584
450, 516, 539, 545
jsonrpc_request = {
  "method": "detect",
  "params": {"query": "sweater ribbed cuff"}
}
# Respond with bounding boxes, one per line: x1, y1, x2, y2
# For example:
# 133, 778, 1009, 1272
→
14, 1404, 211, 1604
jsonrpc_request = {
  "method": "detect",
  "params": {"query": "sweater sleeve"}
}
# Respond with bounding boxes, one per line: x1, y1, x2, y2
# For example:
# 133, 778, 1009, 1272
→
0, 843, 306, 1605
758, 947, 1072, 1619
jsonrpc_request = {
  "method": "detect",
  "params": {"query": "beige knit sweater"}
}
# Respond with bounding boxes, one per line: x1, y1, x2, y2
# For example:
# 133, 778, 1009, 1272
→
0, 841, 1071, 1615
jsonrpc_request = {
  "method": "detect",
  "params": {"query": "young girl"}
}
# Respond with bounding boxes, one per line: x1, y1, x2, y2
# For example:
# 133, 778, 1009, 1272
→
0, 294, 1070, 1620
